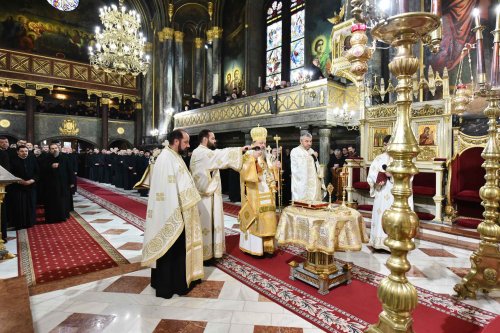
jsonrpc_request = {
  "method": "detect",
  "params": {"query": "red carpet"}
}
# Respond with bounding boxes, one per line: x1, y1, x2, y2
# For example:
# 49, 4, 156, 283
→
77, 178, 497, 332
77, 178, 242, 229
18, 212, 128, 286
216, 236, 496, 333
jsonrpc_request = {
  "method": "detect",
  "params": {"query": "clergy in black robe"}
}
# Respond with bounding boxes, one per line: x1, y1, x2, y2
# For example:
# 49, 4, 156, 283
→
123, 151, 136, 190
6, 146, 38, 230
94, 150, 105, 182
0, 136, 11, 241
103, 151, 112, 184
42, 144, 73, 223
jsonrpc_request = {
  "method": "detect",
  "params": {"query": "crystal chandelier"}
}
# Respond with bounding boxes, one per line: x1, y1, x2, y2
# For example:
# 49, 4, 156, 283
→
88, 0, 150, 76
333, 103, 358, 131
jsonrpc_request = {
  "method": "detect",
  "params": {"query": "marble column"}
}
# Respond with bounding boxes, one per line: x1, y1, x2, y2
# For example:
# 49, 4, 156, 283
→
100, 96, 109, 149
142, 42, 154, 141
174, 31, 184, 113
134, 100, 143, 147
24, 88, 36, 143
212, 26, 223, 96
205, 29, 214, 103
318, 128, 331, 166
194, 37, 204, 100
159, 27, 174, 135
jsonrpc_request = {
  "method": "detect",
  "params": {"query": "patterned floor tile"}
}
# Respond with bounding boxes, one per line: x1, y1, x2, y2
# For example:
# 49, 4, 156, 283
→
232, 224, 240, 229
102, 229, 128, 235
253, 326, 303, 333
447, 267, 471, 278
74, 205, 91, 208
153, 319, 206, 333
89, 219, 114, 223
186, 280, 225, 299
407, 265, 427, 278
103, 276, 151, 294
49, 313, 115, 332
81, 211, 102, 215
419, 248, 457, 258
118, 242, 143, 251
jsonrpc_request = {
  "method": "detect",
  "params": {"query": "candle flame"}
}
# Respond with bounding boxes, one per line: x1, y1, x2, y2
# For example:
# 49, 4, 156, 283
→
472, 7, 480, 17
496, 5, 500, 14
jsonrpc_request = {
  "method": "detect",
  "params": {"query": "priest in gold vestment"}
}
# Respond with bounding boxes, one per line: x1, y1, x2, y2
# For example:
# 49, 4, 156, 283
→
141, 129, 204, 299
238, 126, 280, 256
190, 129, 248, 263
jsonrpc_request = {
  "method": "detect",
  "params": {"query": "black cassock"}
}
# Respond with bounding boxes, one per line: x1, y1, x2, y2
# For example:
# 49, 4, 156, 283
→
42, 154, 73, 223
6, 155, 39, 230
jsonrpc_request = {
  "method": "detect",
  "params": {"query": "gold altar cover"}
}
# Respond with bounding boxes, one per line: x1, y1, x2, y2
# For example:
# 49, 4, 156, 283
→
276, 206, 368, 254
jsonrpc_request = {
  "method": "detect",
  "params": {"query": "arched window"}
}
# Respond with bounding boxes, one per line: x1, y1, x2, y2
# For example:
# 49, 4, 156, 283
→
290, 0, 305, 85
265, 1, 283, 88
265, 0, 306, 88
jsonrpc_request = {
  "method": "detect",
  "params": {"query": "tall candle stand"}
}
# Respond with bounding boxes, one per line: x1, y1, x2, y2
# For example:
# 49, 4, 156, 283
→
367, 12, 440, 333
453, 8, 500, 298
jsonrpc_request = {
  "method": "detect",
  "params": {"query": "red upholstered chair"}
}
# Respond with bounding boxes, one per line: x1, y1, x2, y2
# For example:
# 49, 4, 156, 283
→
447, 147, 485, 226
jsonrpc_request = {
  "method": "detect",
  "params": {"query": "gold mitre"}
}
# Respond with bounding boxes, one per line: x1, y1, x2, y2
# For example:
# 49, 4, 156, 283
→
250, 125, 267, 141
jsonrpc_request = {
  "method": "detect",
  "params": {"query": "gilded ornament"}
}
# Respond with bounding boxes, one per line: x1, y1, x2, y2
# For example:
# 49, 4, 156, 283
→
24, 89, 36, 97
174, 31, 184, 42
59, 119, 79, 136
0, 119, 11, 128
168, 3, 174, 22
366, 106, 397, 119
416, 146, 437, 161
116, 127, 125, 135
212, 26, 223, 39
344, 24, 373, 82
411, 104, 444, 117
194, 37, 204, 49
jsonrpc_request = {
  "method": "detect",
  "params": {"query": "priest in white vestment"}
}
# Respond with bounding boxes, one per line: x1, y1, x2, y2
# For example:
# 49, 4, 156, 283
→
367, 135, 414, 251
142, 129, 204, 299
290, 131, 324, 201
238, 126, 281, 256
190, 129, 248, 263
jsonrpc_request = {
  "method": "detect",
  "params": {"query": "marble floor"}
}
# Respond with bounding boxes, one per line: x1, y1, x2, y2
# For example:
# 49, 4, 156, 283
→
1, 186, 499, 332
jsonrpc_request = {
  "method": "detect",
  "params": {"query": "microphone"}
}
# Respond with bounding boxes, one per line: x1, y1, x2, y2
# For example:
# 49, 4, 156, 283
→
382, 164, 387, 171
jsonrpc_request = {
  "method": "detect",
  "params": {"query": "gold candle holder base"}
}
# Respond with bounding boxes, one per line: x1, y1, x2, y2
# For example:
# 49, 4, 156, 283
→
289, 252, 352, 295
366, 12, 440, 333
454, 90, 500, 299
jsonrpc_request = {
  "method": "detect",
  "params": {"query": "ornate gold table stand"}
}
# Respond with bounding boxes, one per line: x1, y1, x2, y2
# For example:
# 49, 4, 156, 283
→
289, 251, 352, 295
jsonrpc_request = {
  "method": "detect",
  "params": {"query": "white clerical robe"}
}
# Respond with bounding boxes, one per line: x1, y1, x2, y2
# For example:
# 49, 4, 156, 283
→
190, 145, 242, 260
142, 147, 203, 286
367, 152, 414, 251
290, 146, 324, 201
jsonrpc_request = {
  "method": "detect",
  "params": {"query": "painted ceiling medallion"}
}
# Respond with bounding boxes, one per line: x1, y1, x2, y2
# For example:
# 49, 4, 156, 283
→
47, 0, 80, 12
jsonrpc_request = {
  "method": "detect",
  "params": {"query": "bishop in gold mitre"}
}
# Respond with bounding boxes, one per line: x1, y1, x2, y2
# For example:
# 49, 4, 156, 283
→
238, 126, 280, 256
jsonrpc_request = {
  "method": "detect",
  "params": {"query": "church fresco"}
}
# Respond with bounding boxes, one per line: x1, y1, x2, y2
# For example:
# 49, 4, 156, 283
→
428, 0, 494, 85
0, 0, 106, 62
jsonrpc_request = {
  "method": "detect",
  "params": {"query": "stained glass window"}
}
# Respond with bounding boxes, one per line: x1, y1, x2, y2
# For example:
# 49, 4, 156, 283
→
47, 0, 79, 11
267, 1, 283, 21
265, 0, 306, 88
266, 1, 283, 88
290, 2, 305, 85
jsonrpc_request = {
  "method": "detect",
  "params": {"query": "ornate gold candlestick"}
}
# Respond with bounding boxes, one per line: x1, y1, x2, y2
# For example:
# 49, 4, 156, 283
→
454, 89, 500, 299
367, 13, 440, 333
327, 183, 334, 210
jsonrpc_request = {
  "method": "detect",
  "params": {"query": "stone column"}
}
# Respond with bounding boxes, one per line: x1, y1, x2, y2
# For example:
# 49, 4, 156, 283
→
100, 96, 110, 149
158, 27, 174, 135
134, 100, 143, 147
24, 87, 36, 143
212, 26, 223, 96
433, 159, 446, 223
174, 31, 185, 113
205, 29, 214, 103
194, 37, 204, 100
318, 128, 331, 166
